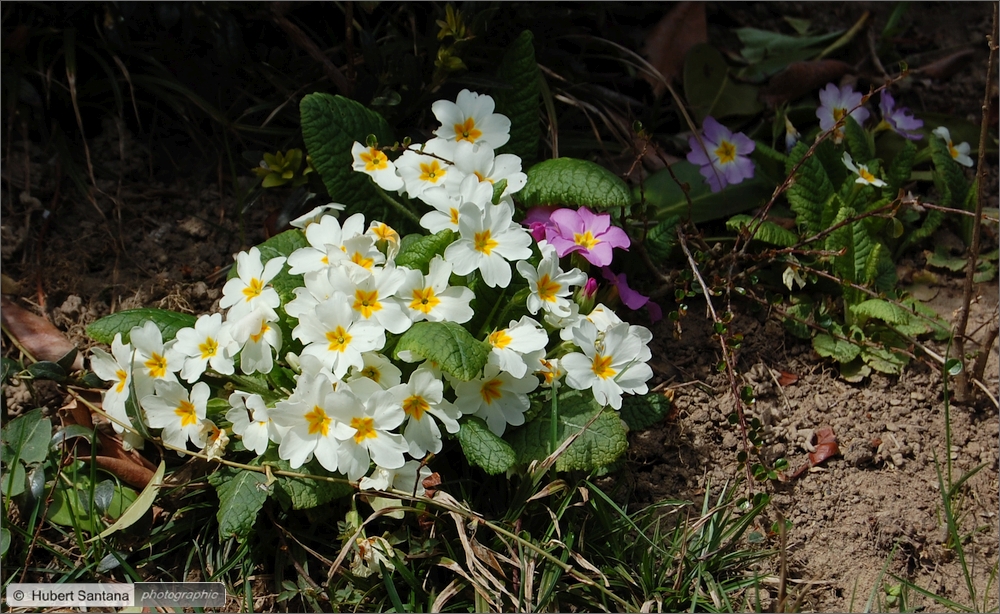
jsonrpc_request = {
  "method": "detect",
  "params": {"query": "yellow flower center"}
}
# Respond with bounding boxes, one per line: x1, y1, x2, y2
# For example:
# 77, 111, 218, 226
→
535, 273, 562, 303
174, 400, 199, 428
480, 378, 503, 405
326, 326, 353, 352
591, 354, 616, 380
454, 117, 482, 143
144, 353, 168, 378
305, 405, 331, 436
403, 395, 430, 420
474, 229, 498, 255
242, 277, 264, 301
351, 416, 378, 443
198, 337, 219, 360
350, 251, 374, 270
573, 231, 600, 250
360, 148, 389, 172
539, 359, 561, 385
419, 160, 447, 183
488, 329, 513, 349
372, 223, 397, 243
410, 287, 440, 314
948, 142, 960, 159
115, 369, 128, 393
354, 289, 382, 319
473, 171, 495, 184
714, 140, 736, 164
858, 167, 878, 183
833, 108, 847, 122
250, 321, 270, 344
449, 208, 460, 226
361, 366, 381, 382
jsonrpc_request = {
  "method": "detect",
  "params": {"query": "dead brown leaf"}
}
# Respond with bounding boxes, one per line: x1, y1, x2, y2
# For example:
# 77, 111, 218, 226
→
777, 371, 799, 387
760, 60, 855, 107
807, 426, 839, 467
1, 295, 84, 370
642, 2, 707, 95
912, 48, 976, 81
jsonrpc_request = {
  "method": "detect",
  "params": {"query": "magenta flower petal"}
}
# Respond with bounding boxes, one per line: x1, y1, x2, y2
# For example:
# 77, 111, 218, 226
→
599, 224, 630, 250
577, 207, 610, 235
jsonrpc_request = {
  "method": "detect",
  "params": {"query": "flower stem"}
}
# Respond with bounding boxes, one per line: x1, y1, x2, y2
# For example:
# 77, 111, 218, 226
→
374, 185, 421, 227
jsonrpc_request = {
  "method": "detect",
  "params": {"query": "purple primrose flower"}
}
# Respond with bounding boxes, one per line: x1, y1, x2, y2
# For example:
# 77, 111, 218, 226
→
877, 91, 923, 140
601, 267, 662, 323
816, 83, 870, 143
544, 207, 630, 267
686, 116, 755, 193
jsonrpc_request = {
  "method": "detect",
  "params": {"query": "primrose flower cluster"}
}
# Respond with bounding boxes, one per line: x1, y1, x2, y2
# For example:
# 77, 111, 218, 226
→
90, 89, 654, 485
686, 83, 973, 194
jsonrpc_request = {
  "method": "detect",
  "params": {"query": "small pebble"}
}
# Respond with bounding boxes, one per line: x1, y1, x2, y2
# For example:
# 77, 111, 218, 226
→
888, 398, 902, 406
891, 452, 905, 467
910, 391, 926, 401
885, 422, 898, 432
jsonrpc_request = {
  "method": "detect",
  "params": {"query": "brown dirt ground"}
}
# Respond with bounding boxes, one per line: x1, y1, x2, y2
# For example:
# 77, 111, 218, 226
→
2, 2, 998, 612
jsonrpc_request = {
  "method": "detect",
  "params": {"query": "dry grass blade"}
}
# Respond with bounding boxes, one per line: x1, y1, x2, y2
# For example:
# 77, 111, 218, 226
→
429, 578, 465, 612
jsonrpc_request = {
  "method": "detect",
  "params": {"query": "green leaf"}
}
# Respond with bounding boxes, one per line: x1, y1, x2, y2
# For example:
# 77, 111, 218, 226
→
26, 361, 66, 383
455, 417, 516, 475
208, 466, 270, 541
639, 162, 773, 223
926, 245, 968, 272
493, 30, 541, 167
786, 140, 835, 236
851, 299, 910, 325
812, 333, 861, 363
642, 215, 681, 261
269, 458, 353, 510
843, 115, 873, 162
945, 358, 963, 376
783, 302, 813, 340
1, 357, 18, 384
393, 321, 489, 381
86, 309, 197, 345
520, 158, 631, 210
507, 391, 628, 472
683, 44, 764, 121
839, 358, 871, 383
2, 408, 52, 466
1, 527, 10, 557
1, 463, 26, 497
825, 207, 873, 293
861, 346, 908, 375
394, 230, 456, 273
619, 392, 672, 431
885, 138, 916, 194
300, 93, 395, 217
736, 27, 844, 64
727, 214, 798, 247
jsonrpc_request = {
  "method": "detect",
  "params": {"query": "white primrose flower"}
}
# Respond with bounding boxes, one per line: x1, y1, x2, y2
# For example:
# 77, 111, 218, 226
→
932, 126, 974, 167
327, 264, 412, 335
172, 313, 237, 383
397, 255, 474, 324
141, 380, 211, 453
516, 242, 588, 317
220, 247, 285, 323
431, 89, 511, 149
536, 357, 564, 388
287, 213, 379, 275
359, 460, 433, 518
842, 152, 887, 187
90, 333, 135, 434
557, 302, 624, 341
486, 315, 550, 379
284, 268, 338, 320
389, 367, 461, 457
453, 363, 538, 436
444, 202, 533, 288
289, 203, 347, 228
130, 321, 182, 401
332, 378, 409, 481
226, 391, 284, 456
229, 305, 282, 375
349, 351, 403, 389
447, 140, 527, 202
561, 320, 654, 410
271, 373, 347, 472
366, 221, 401, 262
418, 174, 494, 234
396, 139, 454, 199
293, 295, 385, 379
352, 141, 404, 192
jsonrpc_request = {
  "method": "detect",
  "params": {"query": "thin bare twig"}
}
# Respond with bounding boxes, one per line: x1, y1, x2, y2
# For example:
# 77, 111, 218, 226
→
953, 5, 998, 402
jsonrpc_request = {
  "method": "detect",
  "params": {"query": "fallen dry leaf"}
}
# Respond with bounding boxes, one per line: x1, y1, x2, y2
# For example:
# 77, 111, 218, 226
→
60, 397, 158, 489
784, 426, 839, 481
912, 48, 976, 81
760, 60, 855, 107
777, 371, 799, 387
1, 295, 84, 370
642, 2, 707, 95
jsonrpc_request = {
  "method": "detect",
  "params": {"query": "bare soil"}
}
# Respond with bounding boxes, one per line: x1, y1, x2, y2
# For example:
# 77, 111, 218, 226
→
2, 2, 998, 612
